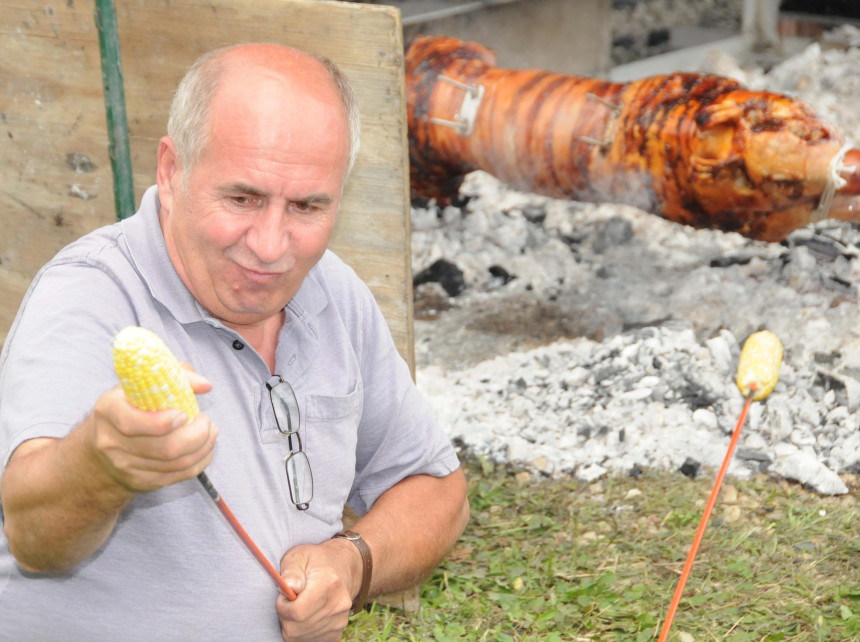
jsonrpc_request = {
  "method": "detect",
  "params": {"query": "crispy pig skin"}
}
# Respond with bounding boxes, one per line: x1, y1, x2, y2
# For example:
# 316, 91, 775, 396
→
406, 35, 859, 242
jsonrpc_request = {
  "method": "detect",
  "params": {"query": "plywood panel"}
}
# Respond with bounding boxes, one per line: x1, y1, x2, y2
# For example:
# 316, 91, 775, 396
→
1, 3, 116, 341
1, 0, 415, 375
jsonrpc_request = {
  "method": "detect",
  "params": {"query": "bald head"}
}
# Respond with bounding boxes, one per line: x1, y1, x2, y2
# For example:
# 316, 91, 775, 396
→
167, 43, 360, 191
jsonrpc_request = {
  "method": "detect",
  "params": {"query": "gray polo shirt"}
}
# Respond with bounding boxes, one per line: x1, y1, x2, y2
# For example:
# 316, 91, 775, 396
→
0, 186, 459, 640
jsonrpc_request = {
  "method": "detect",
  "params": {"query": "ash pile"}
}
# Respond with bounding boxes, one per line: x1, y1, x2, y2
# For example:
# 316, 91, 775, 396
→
411, 33, 860, 495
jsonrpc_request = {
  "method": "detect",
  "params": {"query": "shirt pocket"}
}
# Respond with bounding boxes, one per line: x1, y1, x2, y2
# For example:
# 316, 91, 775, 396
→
301, 381, 362, 525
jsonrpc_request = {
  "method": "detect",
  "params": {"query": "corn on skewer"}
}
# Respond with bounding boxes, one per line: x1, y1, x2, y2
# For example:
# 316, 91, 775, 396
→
113, 326, 200, 418
112, 326, 297, 600
736, 329, 783, 401
659, 330, 783, 641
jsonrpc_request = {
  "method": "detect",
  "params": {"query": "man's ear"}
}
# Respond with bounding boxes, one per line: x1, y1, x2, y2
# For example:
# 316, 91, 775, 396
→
156, 136, 180, 211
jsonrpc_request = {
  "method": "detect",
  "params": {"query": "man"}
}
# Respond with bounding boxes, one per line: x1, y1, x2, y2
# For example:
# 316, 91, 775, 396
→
0, 43, 469, 640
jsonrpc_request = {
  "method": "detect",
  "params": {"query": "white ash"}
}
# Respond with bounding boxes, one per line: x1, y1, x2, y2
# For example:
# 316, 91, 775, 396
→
411, 40, 860, 495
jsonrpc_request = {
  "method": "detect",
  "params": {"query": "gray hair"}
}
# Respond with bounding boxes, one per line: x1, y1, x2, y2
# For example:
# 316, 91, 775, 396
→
167, 44, 361, 192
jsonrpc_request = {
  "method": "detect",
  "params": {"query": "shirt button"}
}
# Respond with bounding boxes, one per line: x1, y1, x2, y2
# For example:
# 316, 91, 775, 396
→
232, 339, 245, 350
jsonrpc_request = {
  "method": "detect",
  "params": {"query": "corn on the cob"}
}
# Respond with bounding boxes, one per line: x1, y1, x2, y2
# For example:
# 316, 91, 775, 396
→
112, 326, 198, 421
736, 330, 783, 401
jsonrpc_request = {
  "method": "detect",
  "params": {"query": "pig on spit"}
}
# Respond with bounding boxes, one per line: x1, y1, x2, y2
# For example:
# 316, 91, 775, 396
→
405, 35, 860, 242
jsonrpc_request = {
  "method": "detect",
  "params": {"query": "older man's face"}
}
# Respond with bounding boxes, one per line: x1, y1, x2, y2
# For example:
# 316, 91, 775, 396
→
158, 61, 350, 329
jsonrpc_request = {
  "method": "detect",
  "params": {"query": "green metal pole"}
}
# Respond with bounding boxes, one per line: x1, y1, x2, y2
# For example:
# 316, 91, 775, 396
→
95, 0, 135, 220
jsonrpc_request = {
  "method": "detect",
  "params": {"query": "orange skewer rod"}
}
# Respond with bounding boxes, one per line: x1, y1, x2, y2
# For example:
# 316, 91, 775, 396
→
658, 329, 782, 640
657, 391, 754, 642
197, 471, 297, 601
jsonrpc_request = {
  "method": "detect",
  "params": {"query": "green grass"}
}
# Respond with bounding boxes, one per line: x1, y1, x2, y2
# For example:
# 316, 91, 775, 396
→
346, 454, 860, 641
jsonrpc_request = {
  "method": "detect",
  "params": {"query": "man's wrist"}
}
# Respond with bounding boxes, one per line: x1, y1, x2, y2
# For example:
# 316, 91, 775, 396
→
332, 530, 372, 615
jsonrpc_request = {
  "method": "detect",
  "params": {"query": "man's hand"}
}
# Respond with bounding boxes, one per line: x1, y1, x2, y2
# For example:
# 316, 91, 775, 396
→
91, 368, 217, 492
272, 469, 469, 641
1, 367, 217, 573
275, 538, 362, 641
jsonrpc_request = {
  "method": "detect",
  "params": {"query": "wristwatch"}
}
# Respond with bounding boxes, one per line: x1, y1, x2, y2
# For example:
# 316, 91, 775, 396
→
332, 530, 372, 615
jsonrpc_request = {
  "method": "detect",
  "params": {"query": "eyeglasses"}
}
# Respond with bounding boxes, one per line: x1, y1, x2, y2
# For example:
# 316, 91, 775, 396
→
266, 376, 313, 510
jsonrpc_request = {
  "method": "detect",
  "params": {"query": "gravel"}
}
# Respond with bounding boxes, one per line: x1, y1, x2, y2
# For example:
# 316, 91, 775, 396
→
410, 30, 860, 495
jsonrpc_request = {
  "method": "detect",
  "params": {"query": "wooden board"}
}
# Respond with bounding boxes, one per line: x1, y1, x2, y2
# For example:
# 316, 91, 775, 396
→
0, 3, 115, 342
0, 0, 415, 377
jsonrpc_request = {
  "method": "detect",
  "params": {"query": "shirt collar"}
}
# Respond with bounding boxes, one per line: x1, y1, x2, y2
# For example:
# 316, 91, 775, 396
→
121, 185, 203, 324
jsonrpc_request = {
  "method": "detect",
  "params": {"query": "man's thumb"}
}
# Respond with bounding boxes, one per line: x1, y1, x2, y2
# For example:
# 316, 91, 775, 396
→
279, 553, 308, 597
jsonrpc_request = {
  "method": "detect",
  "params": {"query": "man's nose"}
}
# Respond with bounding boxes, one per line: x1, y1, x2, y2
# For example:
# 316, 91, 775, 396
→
245, 205, 289, 264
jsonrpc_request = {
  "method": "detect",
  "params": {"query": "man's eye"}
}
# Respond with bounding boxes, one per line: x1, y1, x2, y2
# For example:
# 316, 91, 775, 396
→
230, 195, 261, 208
290, 201, 320, 214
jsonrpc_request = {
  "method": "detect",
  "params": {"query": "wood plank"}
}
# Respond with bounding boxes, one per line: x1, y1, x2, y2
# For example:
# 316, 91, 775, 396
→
0, 0, 415, 377
1, 3, 116, 339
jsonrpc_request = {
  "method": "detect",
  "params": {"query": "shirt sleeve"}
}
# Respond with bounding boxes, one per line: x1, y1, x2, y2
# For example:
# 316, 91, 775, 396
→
0, 261, 135, 476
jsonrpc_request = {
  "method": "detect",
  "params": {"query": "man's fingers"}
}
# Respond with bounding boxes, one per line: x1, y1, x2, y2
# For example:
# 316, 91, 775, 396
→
120, 416, 217, 465
92, 386, 218, 492
179, 362, 213, 394
95, 424, 216, 493
96, 387, 178, 437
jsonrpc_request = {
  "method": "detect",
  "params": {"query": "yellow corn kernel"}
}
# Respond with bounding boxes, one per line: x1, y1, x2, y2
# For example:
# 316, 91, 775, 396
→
736, 330, 783, 401
112, 326, 199, 421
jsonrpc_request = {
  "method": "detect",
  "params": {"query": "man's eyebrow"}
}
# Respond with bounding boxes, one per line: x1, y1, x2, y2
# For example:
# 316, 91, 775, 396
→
295, 193, 334, 207
219, 182, 267, 197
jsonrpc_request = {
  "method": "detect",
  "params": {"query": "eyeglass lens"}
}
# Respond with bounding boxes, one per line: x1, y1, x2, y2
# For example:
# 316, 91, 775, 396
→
269, 378, 313, 510
285, 450, 313, 510
270, 381, 300, 435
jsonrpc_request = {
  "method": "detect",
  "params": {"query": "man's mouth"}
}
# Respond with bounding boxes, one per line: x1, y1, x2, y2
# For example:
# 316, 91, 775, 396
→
239, 265, 285, 284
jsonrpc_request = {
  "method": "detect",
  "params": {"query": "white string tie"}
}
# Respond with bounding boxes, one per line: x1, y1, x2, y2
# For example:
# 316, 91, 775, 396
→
813, 142, 853, 222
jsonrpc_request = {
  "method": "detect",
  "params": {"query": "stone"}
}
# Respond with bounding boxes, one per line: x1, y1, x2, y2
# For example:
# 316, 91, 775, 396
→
790, 428, 817, 448
578, 464, 607, 483
532, 456, 551, 472
771, 451, 848, 495
692, 408, 718, 431
842, 375, 860, 412
592, 216, 633, 254
618, 388, 654, 402
515, 471, 532, 484
723, 504, 742, 523
679, 458, 700, 479
827, 406, 849, 425
774, 442, 799, 457
722, 484, 738, 503
413, 259, 466, 297
828, 432, 860, 472
796, 397, 821, 428
760, 394, 794, 441
743, 432, 768, 450
736, 448, 771, 463
706, 334, 733, 373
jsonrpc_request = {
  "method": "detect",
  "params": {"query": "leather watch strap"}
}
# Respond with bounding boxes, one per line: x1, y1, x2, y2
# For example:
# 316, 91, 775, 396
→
332, 530, 372, 615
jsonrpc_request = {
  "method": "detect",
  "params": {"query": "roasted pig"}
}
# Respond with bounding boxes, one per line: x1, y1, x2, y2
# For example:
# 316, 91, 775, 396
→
406, 35, 860, 242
